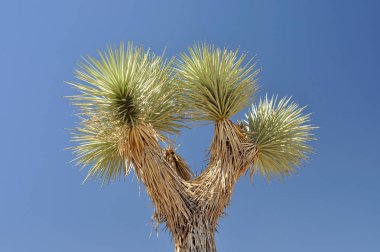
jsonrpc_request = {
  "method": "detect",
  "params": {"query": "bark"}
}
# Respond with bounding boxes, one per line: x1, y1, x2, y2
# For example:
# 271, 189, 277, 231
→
173, 218, 216, 252
124, 120, 256, 252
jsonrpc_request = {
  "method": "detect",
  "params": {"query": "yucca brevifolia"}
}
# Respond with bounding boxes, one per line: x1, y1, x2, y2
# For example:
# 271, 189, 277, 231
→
68, 42, 315, 252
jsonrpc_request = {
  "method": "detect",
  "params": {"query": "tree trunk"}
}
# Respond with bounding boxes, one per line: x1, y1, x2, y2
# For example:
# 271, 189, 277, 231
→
173, 218, 216, 252
125, 121, 256, 252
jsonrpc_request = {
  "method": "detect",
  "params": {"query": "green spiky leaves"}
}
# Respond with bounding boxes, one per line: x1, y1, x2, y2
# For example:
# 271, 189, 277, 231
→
244, 96, 316, 178
67, 41, 317, 184
68, 42, 184, 182
69, 42, 184, 134
71, 113, 130, 183
176, 43, 258, 121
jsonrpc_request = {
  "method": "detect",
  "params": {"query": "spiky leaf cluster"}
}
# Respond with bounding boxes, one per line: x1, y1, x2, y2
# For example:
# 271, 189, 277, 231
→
68, 42, 183, 182
176, 43, 258, 121
71, 113, 130, 183
69, 42, 183, 133
244, 96, 315, 178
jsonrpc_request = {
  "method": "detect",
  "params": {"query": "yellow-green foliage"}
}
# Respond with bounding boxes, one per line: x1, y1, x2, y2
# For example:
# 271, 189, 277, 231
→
176, 43, 259, 121
68, 42, 184, 134
67, 42, 315, 184
244, 96, 316, 178
67, 42, 184, 183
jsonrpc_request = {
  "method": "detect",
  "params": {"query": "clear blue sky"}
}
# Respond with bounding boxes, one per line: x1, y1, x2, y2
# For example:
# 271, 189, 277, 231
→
0, 0, 379, 251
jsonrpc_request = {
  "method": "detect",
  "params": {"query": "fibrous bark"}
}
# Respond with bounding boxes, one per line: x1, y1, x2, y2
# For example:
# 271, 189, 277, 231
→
121, 119, 256, 252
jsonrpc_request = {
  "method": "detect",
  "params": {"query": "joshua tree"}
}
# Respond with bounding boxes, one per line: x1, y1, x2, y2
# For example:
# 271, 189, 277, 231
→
68, 42, 315, 252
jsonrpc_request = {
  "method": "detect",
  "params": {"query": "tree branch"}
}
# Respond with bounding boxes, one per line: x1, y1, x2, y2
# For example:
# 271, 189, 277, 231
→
126, 120, 256, 233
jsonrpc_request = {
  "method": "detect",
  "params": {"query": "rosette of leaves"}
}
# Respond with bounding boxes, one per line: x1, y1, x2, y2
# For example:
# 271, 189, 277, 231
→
176, 43, 259, 122
244, 96, 316, 178
67, 42, 184, 183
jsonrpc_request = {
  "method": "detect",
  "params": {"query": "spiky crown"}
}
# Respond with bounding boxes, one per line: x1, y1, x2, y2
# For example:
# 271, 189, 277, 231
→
67, 42, 315, 182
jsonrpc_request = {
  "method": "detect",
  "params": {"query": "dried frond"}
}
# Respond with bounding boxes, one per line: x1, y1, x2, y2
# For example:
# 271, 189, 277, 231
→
176, 43, 258, 121
244, 95, 316, 178
68, 42, 184, 182
165, 148, 193, 181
